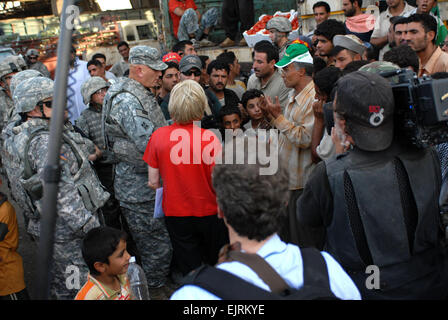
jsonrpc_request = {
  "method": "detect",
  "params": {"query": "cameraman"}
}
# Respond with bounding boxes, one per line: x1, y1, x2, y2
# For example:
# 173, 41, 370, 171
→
297, 70, 448, 299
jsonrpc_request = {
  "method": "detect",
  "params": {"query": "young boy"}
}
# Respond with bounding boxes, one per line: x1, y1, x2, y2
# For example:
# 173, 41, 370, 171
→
241, 89, 271, 132
75, 227, 132, 300
218, 105, 244, 143
0, 178, 29, 300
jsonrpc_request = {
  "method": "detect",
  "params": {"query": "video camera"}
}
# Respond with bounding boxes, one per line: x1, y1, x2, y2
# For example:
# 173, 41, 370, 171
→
323, 69, 448, 149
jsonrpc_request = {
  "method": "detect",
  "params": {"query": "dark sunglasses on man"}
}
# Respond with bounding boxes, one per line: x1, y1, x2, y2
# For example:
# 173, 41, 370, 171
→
37, 100, 52, 108
182, 69, 201, 77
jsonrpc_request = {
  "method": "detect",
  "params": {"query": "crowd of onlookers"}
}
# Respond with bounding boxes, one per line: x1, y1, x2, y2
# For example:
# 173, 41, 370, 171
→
2, 0, 448, 301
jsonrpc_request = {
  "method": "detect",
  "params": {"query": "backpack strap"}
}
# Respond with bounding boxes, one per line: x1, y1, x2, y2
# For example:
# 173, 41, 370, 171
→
182, 265, 281, 300
227, 251, 289, 294
300, 247, 332, 291
23, 128, 47, 180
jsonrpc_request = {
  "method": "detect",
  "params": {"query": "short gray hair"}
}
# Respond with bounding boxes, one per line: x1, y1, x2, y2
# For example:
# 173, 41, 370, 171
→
293, 62, 314, 76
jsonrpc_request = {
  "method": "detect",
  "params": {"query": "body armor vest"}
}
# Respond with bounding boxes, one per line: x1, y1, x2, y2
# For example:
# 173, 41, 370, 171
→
14, 120, 109, 215
325, 143, 445, 290
102, 77, 167, 169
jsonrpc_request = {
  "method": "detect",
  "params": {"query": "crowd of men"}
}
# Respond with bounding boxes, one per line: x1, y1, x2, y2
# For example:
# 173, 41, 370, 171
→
1, 0, 448, 301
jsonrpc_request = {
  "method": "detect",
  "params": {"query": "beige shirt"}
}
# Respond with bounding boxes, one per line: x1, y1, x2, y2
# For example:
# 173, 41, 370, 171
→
419, 46, 448, 77
371, 2, 415, 39
247, 69, 292, 111
272, 81, 316, 190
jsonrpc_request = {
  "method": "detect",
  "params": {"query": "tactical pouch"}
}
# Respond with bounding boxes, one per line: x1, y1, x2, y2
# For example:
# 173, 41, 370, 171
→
20, 173, 43, 219
112, 138, 147, 172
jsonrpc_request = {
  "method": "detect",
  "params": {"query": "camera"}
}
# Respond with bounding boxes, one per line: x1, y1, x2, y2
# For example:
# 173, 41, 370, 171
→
382, 69, 448, 148
323, 69, 448, 149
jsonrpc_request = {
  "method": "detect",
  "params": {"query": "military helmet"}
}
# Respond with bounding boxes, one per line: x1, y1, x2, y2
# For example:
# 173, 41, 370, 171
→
266, 17, 292, 33
0, 55, 27, 79
0, 61, 20, 79
10, 69, 43, 96
359, 61, 401, 84
3, 55, 27, 70
13, 77, 54, 114
26, 48, 39, 57
81, 76, 109, 105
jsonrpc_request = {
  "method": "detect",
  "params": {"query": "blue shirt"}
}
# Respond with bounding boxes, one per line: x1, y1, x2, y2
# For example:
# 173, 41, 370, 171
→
67, 58, 90, 123
170, 234, 362, 300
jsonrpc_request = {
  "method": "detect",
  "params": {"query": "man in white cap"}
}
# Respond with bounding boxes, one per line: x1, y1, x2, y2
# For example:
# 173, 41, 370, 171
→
25, 48, 51, 78
331, 34, 366, 70
260, 42, 318, 247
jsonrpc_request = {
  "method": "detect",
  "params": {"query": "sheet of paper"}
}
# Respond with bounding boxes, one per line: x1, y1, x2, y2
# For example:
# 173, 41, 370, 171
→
154, 187, 165, 218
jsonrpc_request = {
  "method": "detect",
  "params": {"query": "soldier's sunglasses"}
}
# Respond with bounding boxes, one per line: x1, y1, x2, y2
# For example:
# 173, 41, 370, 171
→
37, 100, 52, 108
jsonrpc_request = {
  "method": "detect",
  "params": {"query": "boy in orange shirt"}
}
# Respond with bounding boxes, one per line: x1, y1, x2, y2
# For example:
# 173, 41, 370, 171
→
0, 178, 29, 300
75, 227, 132, 300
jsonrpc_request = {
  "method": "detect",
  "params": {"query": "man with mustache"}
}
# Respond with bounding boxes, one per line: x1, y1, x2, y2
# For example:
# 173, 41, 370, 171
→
403, 14, 448, 76
206, 60, 239, 109
247, 41, 292, 111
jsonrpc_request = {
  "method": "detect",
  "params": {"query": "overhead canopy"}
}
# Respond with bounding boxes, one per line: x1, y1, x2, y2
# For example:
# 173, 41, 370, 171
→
0, 0, 158, 19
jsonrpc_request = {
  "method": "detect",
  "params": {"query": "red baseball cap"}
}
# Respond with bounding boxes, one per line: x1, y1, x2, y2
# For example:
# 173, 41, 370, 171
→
162, 52, 181, 64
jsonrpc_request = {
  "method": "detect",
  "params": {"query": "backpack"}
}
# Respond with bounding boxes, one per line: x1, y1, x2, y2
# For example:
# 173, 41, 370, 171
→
182, 247, 340, 300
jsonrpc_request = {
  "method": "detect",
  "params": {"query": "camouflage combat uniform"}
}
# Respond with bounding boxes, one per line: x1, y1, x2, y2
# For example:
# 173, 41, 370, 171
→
103, 46, 172, 289
8, 77, 109, 299
1, 70, 44, 228
0, 58, 27, 178
279, 39, 294, 60
76, 77, 123, 231
109, 59, 129, 78
0, 88, 13, 133
177, 7, 219, 41
28, 61, 51, 79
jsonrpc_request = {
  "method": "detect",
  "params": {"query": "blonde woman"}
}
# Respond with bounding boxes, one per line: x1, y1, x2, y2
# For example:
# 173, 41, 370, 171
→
143, 80, 228, 281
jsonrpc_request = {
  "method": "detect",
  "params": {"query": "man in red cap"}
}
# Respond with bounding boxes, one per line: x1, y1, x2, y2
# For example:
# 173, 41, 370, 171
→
163, 52, 182, 64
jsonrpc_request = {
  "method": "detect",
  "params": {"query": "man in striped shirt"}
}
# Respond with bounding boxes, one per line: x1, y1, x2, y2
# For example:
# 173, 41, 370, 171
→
260, 43, 319, 248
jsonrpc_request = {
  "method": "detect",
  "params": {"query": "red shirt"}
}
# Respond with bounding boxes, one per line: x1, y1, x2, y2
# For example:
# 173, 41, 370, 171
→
169, 0, 197, 38
143, 122, 221, 217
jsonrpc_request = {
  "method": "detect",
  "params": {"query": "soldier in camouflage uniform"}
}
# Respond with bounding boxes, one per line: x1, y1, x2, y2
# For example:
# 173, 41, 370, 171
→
0, 57, 27, 179
0, 57, 26, 134
76, 77, 124, 231
266, 17, 293, 60
7, 77, 109, 299
1, 69, 44, 230
102, 46, 173, 299
25, 49, 51, 79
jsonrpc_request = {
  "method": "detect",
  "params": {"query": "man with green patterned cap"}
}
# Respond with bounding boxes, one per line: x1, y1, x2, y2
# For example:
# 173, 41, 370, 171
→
102, 45, 173, 299
260, 42, 320, 247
